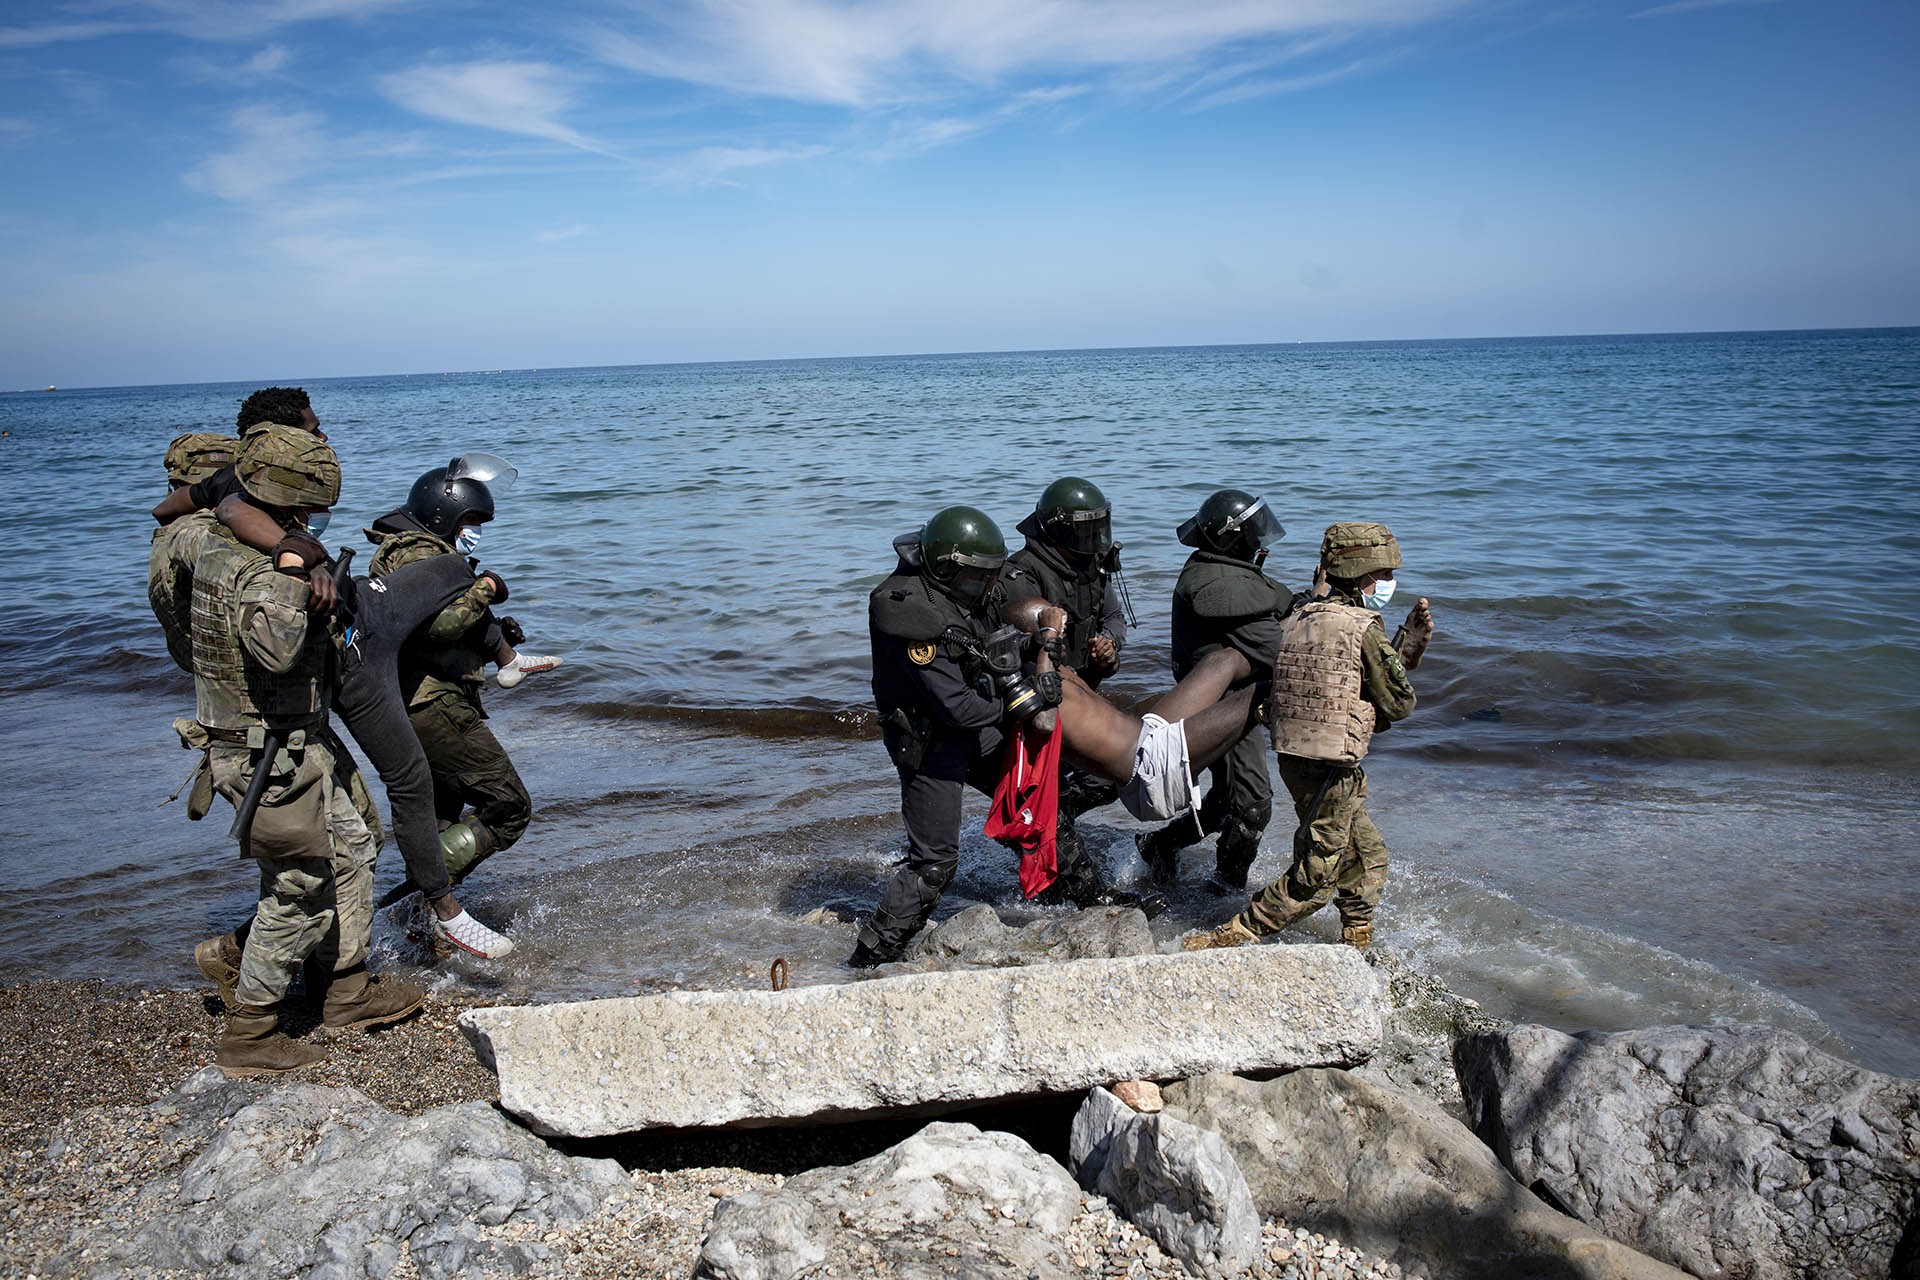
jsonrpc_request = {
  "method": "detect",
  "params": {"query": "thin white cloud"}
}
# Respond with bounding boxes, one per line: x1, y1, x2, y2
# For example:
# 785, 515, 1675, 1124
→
185, 103, 331, 203
657, 142, 831, 184
246, 44, 291, 74
1630, 0, 1777, 17
380, 60, 601, 152
1184, 53, 1397, 111
535, 224, 592, 242
0, 0, 405, 47
585, 0, 1468, 108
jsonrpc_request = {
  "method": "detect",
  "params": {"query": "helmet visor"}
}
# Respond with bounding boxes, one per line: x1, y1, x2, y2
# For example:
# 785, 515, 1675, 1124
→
1050, 506, 1112, 557
447, 451, 518, 494
1222, 497, 1284, 549
934, 547, 1006, 605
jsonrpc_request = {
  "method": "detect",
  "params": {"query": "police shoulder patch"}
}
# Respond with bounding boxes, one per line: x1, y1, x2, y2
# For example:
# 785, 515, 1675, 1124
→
907, 641, 936, 666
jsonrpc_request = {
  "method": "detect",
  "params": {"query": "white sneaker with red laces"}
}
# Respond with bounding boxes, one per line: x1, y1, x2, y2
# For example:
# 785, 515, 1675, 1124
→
432, 910, 515, 958
496, 653, 563, 688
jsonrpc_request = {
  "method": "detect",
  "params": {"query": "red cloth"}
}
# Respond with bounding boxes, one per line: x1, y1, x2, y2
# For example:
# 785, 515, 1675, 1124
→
983, 712, 1065, 898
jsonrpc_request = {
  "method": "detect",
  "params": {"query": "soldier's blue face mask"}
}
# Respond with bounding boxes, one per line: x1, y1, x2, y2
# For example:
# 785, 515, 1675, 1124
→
304, 511, 331, 537
1362, 575, 1397, 611
455, 525, 482, 555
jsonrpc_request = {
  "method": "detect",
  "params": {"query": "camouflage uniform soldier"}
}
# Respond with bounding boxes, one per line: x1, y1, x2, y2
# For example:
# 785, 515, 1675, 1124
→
1184, 522, 1433, 953
192, 426, 423, 1077
364, 455, 556, 901
148, 432, 239, 672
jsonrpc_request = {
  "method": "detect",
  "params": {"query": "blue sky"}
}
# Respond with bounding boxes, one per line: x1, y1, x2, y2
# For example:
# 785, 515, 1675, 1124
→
1, 0, 1915, 388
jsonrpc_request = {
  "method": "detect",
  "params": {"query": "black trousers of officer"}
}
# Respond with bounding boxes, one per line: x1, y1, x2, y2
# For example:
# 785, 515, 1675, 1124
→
1197, 724, 1274, 841
865, 723, 1108, 952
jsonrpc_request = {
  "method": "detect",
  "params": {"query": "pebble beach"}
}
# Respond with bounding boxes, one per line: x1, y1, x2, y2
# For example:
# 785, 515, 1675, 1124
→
0, 979, 1401, 1279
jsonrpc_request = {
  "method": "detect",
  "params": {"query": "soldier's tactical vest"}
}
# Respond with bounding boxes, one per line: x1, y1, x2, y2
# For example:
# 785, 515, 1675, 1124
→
191, 528, 328, 732
1268, 600, 1380, 765
1004, 541, 1110, 671
148, 510, 217, 673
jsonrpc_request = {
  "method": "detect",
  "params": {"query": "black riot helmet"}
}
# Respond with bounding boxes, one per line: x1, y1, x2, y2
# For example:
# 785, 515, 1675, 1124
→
894, 505, 1008, 607
1176, 488, 1285, 560
1017, 476, 1113, 559
404, 451, 518, 538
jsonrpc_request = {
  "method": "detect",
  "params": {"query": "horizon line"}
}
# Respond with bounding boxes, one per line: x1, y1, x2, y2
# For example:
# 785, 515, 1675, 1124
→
7, 323, 1916, 396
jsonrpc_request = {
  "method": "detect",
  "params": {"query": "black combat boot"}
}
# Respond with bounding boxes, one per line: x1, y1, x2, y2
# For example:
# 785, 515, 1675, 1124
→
1208, 826, 1261, 896
847, 937, 907, 969
1132, 825, 1186, 887
1054, 846, 1168, 919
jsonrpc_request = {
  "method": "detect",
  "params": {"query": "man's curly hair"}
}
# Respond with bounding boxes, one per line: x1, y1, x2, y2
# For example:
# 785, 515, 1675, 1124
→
236, 386, 312, 432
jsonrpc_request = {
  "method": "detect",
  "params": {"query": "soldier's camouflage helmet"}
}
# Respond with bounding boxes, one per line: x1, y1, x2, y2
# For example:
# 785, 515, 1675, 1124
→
235, 424, 341, 510
1320, 522, 1402, 579
163, 432, 239, 487
1020, 476, 1112, 557
897, 505, 1007, 606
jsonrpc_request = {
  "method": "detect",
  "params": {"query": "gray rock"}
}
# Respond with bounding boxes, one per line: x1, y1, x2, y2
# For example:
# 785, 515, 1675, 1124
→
1166, 1069, 1690, 1280
1456, 1022, 1920, 1280
463, 944, 1384, 1137
695, 1120, 1084, 1280
1070, 1087, 1260, 1275
1068, 1081, 1133, 1190
104, 1070, 628, 1279
1350, 947, 1506, 1122
910, 903, 1156, 968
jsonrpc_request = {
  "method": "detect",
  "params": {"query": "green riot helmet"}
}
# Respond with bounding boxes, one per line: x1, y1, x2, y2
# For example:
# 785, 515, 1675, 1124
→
404, 451, 515, 539
913, 505, 1008, 606
1176, 489, 1284, 560
1320, 521, 1402, 580
163, 431, 239, 487
235, 425, 341, 510
1018, 476, 1112, 558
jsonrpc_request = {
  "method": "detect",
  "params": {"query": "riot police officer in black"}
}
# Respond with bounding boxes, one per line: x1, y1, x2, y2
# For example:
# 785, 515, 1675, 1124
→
851, 505, 1141, 969
1136, 489, 1293, 893
1001, 477, 1131, 897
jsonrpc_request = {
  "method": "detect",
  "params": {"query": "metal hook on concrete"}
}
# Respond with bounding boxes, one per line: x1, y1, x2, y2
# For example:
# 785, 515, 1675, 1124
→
769, 957, 789, 991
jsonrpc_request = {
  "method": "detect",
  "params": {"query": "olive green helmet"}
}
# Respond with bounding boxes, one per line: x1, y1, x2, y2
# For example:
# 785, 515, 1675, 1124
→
1177, 488, 1284, 559
1320, 522, 1402, 579
896, 505, 1007, 605
1018, 476, 1112, 557
235, 424, 341, 510
163, 432, 239, 487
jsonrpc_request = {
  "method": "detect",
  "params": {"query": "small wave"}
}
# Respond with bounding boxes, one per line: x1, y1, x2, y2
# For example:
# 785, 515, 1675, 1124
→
563, 699, 877, 741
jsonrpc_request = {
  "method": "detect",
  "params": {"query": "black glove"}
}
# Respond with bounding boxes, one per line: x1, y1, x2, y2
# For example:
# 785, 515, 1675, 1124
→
272, 531, 328, 577
498, 615, 526, 647
478, 571, 509, 603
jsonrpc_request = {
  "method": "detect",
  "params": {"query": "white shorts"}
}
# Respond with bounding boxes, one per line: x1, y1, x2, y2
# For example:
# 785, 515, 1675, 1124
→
1118, 714, 1196, 823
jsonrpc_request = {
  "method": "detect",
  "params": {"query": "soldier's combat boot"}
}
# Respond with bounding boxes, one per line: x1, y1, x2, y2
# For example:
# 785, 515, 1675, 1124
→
1207, 827, 1261, 896
1054, 845, 1168, 919
1340, 922, 1373, 951
1133, 826, 1184, 888
321, 965, 427, 1031
1180, 916, 1259, 952
847, 930, 907, 969
194, 932, 245, 1011
215, 1004, 323, 1079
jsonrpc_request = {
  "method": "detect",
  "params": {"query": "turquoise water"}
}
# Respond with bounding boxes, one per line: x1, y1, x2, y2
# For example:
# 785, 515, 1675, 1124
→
2, 329, 1916, 1070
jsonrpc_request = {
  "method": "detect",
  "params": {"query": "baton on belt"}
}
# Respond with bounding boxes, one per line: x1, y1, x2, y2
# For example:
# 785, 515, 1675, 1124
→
228, 727, 286, 842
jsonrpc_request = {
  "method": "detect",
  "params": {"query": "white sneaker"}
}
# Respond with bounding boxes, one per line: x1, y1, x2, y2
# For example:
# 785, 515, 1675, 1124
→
496, 653, 563, 688
432, 909, 515, 958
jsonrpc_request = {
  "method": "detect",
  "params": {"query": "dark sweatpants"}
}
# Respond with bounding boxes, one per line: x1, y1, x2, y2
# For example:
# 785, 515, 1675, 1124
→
331, 555, 474, 903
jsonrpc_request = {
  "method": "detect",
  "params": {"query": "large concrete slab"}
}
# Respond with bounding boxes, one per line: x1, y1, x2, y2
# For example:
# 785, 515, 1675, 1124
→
460, 945, 1384, 1137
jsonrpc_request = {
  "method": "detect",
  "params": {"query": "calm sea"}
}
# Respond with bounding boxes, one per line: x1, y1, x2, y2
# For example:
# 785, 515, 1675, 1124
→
2, 330, 1917, 1071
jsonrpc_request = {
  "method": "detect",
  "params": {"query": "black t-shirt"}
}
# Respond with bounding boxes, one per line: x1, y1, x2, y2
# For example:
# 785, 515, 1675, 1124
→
188, 466, 244, 510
